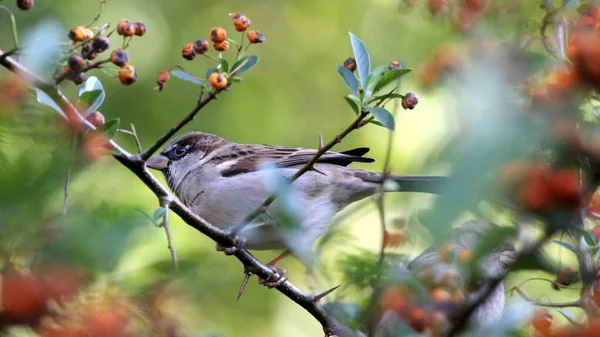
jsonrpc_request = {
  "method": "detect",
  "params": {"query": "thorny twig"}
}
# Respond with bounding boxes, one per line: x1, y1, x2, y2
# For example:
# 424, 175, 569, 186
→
160, 197, 178, 271
512, 286, 582, 308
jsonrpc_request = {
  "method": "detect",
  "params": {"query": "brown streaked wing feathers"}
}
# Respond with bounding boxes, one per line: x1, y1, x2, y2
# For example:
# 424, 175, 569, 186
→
220, 145, 374, 177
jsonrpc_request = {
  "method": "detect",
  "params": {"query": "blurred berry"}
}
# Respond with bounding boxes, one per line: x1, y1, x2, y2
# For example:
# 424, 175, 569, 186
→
182, 43, 196, 60
117, 19, 136, 36
552, 266, 578, 289
389, 61, 402, 70
550, 169, 581, 208
428, 0, 446, 15
458, 249, 472, 263
230, 13, 251, 32
383, 230, 404, 248
86, 111, 105, 127
17, 0, 34, 10
110, 49, 129, 67
156, 71, 170, 92
531, 309, 552, 335
465, 0, 484, 11
194, 39, 209, 54
134, 21, 146, 36
209, 72, 228, 89
68, 26, 90, 42
71, 72, 85, 85
592, 225, 600, 242
408, 307, 429, 333
343, 57, 356, 72
213, 40, 229, 52
430, 287, 452, 305
378, 286, 410, 317
246, 30, 265, 43
83, 131, 110, 162
210, 27, 227, 43
402, 92, 419, 110
0, 270, 45, 326
118, 64, 137, 85
518, 164, 554, 212
67, 53, 85, 71
81, 43, 96, 60
92, 36, 110, 53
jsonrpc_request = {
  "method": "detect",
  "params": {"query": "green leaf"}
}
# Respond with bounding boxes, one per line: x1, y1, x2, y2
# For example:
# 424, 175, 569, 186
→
78, 76, 106, 116
34, 88, 66, 117
553, 240, 577, 253
336, 65, 359, 96
555, 308, 580, 326
365, 106, 395, 131
582, 230, 597, 246
98, 118, 120, 139
170, 70, 203, 85
365, 65, 389, 96
229, 77, 242, 83
230, 55, 259, 76
220, 59, 229, 73
562, 0, 580, 9
373, 68, 413, 92
153, 208, 166, 223
343, 96, 360, 115
349, 32, 370, 88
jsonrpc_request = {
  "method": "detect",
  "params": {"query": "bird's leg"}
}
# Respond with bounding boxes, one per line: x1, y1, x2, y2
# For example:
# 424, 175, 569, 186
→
258, 250, 290, 287
215, 236, 247, 255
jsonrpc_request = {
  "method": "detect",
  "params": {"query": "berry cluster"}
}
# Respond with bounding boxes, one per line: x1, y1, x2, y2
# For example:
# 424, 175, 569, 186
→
160, 13, 264, 92
62, 19, 146, 86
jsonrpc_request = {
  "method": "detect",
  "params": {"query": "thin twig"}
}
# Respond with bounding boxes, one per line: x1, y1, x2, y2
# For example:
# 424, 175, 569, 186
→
160, 197, 178, 271
0, 6, 20, 53
512, 286, 581, 308
140, 92, 218, 160
130, 124, 142, 154
63, 169, 71, 215
231, 109, 370, 236
54, 59, 111, 85
88, 0, 107, 27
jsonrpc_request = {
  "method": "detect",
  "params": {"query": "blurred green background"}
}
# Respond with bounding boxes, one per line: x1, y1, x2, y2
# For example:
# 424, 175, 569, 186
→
0, 0, 581, 336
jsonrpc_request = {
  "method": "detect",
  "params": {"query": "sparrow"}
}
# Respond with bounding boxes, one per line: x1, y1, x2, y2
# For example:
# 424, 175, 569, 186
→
146, 132, 447, 254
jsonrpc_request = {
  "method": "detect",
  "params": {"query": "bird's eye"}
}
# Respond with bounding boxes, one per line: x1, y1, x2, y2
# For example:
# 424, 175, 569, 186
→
174, 146, 188, 157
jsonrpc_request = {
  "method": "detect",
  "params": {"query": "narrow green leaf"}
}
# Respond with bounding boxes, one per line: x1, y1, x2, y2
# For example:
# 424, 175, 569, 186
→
365, 65, 389, 95
230, 55, 259, 76
153, 208, 166, 222
562, 0, 580, 9
337, 66, 358, 96
343, 96, 359, 115
170, 70, 203, 85
220, 59, 229, 73
365, 106, 395, 131
98, 118, 120, 139
373, 68, 413, 92
349, 32, 370, 88
553, 240, 577, 253
582, 230, 597, 246
555, 308, 580, 326
34, 88, 65, 117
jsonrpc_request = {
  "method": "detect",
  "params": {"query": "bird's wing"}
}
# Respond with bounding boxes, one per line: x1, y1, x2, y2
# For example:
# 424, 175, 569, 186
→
216, 144, 375, 177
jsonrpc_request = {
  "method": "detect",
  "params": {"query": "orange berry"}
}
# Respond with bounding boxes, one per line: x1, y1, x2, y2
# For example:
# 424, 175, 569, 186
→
517, 164, 554, 212
17, 0, 34, 10
194, 39, 209, 54
230, 13, 251, 32
92, 35, 110, 53
118, 64, 137, 85
210, 26, 227, 43
343, 57, 357, 72
430, 287, 452, 305
182, 43, 196, 60
402, 92, 419, 110
408, 307, 429, 332
68, 26, 89, 42
389, 61, 402, 70
550, 169, 581, 208
67, 53, 85, 71
110, 49, 129, 67
208, 72, 228, 90
117, 19, 136, 36
156, 71, 170, 92
133, 21, 146, 36
458, 249, 472, 263
213, 40, 230, 52
379, 286, 411, 317
531, 309, 552, 334
246, 30, 265, 43
86, 111, 105, 127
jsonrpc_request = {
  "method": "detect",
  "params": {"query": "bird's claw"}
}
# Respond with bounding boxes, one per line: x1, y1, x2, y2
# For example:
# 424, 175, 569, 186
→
215, 236, 247, 255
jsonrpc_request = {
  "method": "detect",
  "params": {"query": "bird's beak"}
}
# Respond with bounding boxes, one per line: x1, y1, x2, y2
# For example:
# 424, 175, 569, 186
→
499, 250, 518, 266
146, 154, 169, 170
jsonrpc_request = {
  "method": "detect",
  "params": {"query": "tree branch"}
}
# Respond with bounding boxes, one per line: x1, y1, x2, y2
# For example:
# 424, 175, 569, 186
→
0, 48, 350, 337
